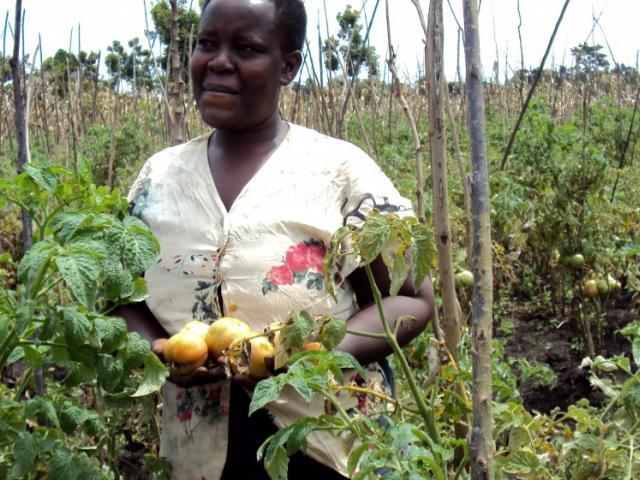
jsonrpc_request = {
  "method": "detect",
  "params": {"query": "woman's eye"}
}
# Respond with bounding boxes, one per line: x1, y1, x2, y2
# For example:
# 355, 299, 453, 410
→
197, 39, 216, 50
236, 44, 255, 54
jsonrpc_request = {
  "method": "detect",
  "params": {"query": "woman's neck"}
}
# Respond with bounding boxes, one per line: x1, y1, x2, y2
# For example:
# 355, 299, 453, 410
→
210, 112, 288, 153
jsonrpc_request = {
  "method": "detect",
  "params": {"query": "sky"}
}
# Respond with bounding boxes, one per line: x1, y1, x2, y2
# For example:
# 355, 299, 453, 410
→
3, 0, 640, 81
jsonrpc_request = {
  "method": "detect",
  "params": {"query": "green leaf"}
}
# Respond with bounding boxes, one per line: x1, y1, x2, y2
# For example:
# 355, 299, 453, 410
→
94, 316, 127, 353
633, 339, 640, 368
25, 163, 58, 193
6, 346, 25, 364
97, 354, 124, 392
119, 216, 159, 275
410, 222, 435, 292
132, 352, 169, 397
24, 396, 59, 428
17, 240, 58, 284
101, 259, 133, 301
55, 251, 101, 308
323, 225, 353, 300
10, 431, 38, 479
264, 443, 289, 480
58, 402, 89, 434
285, 376, 313, 403
319, 317, 347, 350
40, 310, 61, 341
250, 377, 285, 415
77, 154, 93, 185
15, 299, 36, 338
48, 449, 75, 480
122, 332, 151, 368
63, 309, 92, 349
128, 277, 149, 303
50, 212, 92, 245
284, 420, 318, 456
357, 213, 390, 264
348, 443, 369, 475
281, 311, 314, 350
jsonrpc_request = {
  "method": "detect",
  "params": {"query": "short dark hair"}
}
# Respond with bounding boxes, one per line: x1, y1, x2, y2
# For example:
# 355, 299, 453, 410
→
201, 0, 307, 53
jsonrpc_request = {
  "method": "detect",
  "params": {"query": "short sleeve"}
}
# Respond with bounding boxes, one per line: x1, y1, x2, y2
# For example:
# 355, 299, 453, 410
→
341, 147, 414, 228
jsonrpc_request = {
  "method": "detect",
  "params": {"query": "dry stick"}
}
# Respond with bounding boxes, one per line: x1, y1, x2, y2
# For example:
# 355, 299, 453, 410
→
386, 3, 423, 224
168, 0, 186, 145
65, 27, 78, 167
37, 33, 50, 156
333, 44, 373, 153
499, 0, 572, 171
462, 0, 494, 477
0, 12, 8, 156
610, 83, 640, 202
290, 49, 308, 124
303, 39, 331, 133
423, 0, 462, 362
10, 0, 32, 252
24, 38, 40, 165
91, 50, 101, 125
445, 85, 472, 270
516, 0, 525, 106
142, 0, 174, 132
335, 0, 378, 140
321, 0, 338, 134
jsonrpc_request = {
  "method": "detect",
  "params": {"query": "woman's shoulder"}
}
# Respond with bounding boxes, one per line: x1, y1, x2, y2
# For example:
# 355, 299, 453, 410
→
287, 123, 369, 161
145, 133, 210, 169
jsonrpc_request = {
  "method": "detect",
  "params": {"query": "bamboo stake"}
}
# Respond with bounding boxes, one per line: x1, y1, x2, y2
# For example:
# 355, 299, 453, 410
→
10, 0, 33, 251
424, 0, 462, 361
462, 0, 494, 477
0, 12, 8, 156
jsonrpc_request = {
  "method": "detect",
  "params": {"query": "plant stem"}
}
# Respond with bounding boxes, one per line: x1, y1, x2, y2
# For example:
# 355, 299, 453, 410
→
364, 264, 440, 446
345, 328, 388, 341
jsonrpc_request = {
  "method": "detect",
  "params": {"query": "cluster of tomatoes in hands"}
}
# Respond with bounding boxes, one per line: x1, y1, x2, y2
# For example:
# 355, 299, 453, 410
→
152, 317, 277, 388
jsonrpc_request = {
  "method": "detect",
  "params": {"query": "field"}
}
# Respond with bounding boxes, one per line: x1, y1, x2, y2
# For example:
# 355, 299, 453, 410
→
1, 1, 640, 478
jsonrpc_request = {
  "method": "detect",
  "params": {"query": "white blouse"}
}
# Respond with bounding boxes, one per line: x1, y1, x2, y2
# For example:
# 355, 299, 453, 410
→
127, 123, 412, 479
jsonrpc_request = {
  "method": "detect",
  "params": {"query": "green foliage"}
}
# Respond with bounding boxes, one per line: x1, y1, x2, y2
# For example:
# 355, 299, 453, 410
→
0, 162, 167, 477
323, 5, 379, 77
105, 38, 156, 90
150, 0, 201, 77
79, 116, 154, 188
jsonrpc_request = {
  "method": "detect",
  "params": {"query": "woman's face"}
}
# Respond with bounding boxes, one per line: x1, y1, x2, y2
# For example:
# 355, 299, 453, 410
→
191, 0, 299, 130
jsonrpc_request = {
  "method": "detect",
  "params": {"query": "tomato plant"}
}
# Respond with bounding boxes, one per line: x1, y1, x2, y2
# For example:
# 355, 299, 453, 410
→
0, 160, 168, 478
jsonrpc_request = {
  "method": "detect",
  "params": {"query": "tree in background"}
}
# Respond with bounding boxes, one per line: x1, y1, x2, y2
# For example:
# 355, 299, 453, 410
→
323, 5, 379, 78
105, 39, 155, 91
150, 0, 200, 77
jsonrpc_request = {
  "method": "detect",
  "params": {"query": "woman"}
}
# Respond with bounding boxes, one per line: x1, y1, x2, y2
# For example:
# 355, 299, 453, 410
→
122, 0, 434, 478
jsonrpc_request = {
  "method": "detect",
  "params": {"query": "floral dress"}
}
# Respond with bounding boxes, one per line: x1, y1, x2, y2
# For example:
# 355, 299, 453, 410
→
127, 123, 413, 479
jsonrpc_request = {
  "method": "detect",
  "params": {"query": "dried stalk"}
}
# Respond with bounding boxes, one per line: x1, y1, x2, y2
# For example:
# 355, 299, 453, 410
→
462, 0, 494, 477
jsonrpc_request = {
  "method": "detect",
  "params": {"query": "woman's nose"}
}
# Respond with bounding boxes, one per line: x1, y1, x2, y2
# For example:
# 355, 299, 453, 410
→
208, 48, 234, 73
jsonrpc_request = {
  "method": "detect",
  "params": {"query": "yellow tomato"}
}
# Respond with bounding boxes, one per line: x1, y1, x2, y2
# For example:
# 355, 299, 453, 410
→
170, 331, 209, 366
182, 320, 210, 338
248, 337, 275, 379
206, 317, 254, 358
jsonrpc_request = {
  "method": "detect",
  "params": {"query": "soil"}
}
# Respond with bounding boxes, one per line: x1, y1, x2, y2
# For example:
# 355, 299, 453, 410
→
499, 292, 639, 413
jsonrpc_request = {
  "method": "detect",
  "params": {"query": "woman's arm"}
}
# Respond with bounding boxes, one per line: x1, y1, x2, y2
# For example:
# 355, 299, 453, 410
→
336, 257, 434, 366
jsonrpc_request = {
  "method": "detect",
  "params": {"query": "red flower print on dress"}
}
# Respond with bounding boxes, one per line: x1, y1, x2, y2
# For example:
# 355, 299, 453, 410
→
266, 265, 293, 285
179, 409, 192, 422
262, 239, 326, 295
285, 242, 325, 272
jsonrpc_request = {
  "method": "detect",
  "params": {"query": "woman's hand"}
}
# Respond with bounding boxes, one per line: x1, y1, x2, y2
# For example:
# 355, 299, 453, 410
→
152, 338, 227, 388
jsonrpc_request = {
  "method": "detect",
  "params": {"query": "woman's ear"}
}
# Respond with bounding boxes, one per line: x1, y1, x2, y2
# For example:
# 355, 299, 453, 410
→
280, 50, 303, 86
